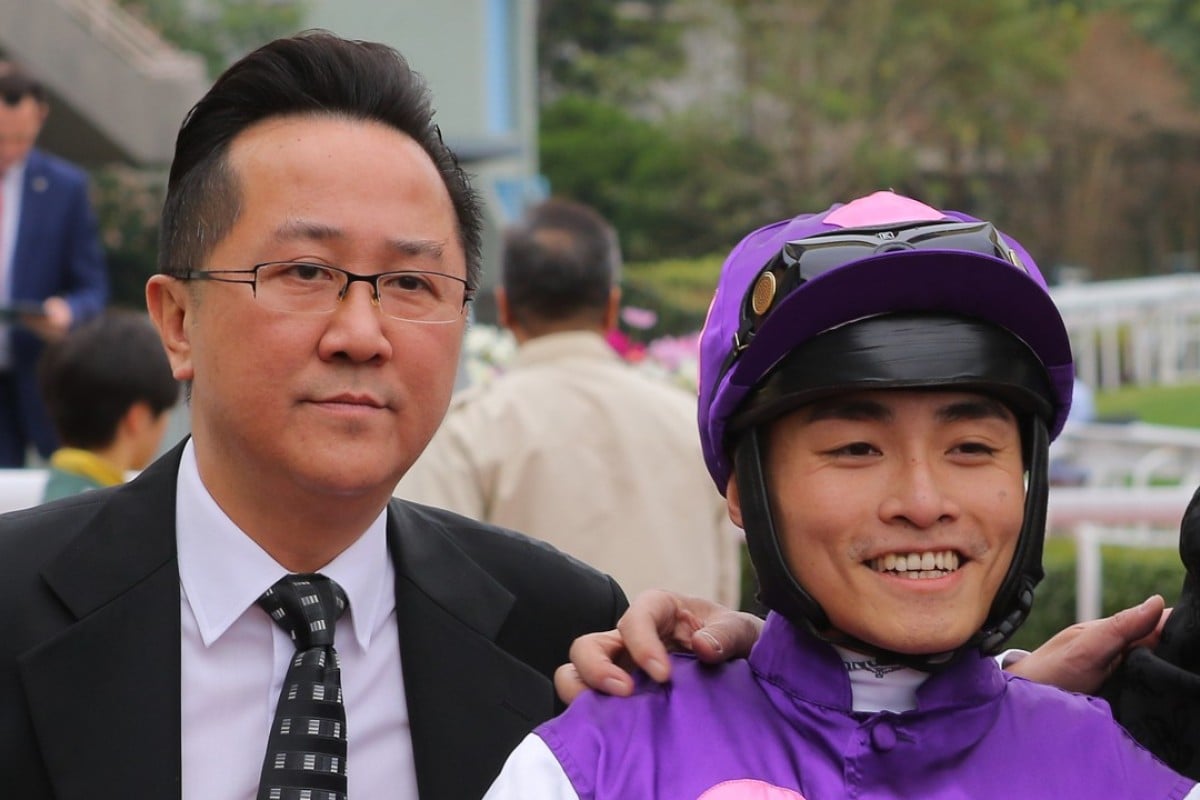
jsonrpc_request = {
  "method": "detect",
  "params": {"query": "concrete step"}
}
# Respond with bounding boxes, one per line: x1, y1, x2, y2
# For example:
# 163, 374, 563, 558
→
0, 0, 210, 166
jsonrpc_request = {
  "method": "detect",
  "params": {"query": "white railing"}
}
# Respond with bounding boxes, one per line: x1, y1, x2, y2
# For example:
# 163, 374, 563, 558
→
1053, 421, 1200, 488
1048, 420, 1198, 622
56, 0, 206, 80
0, 470, 50, 513
1047, 484, 1188, 621
1052, 274, 1200, 391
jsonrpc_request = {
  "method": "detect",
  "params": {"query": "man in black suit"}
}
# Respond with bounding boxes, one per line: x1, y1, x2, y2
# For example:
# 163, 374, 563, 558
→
0, 32, 627, 800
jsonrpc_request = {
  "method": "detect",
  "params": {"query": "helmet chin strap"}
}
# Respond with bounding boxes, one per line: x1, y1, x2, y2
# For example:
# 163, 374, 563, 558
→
733, 417, 1049, 672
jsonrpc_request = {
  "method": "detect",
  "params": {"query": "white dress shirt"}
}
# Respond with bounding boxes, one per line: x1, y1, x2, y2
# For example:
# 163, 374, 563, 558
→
0, 161, 25, 369
177, 439, 418, 799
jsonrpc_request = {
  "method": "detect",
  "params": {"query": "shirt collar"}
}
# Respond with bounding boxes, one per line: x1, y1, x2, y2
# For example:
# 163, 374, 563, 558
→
176, 439, 394, 652
512, 330, 619, 369
749, 613, 1004, 713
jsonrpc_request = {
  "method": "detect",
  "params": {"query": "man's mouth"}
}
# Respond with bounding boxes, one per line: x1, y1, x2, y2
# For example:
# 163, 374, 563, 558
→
318, 392, 387, 409
868, 550, 961, 579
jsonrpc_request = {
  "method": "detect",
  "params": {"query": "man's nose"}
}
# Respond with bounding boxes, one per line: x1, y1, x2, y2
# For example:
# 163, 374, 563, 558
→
878, 458, 958, 529
318, 280, 393, 363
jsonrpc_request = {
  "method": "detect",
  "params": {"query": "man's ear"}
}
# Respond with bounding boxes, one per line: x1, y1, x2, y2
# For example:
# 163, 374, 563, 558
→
146, 275, 195, 382
494, 286, 511, 329
726, 473, 744, 528
602, 286, 621, 332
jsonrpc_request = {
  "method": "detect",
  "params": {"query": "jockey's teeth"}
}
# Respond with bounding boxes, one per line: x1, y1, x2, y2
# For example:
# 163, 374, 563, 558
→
872, 550, 959, 575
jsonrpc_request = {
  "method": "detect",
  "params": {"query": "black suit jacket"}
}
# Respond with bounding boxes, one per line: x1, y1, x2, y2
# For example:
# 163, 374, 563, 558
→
0, 443, 627, 799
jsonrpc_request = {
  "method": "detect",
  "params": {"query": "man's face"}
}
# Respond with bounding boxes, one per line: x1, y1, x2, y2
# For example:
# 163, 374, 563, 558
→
155, 114, 467, 512
0, 96, 46, 174
730, 389, 1025, 655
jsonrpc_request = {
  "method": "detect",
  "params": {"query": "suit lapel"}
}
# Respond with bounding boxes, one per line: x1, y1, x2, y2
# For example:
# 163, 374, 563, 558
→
388, 502, 557, 799
20, 448, 184, 800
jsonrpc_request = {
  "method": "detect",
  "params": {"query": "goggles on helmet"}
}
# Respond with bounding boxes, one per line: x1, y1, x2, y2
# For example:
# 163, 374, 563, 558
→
735, 220, 1026, 357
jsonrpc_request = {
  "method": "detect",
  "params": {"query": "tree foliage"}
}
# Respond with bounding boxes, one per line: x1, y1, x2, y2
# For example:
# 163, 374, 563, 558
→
115, 0, 307, 76
539, 0, 1200, 282
1102, 0, 1200, 98
539, 95, 776, 262
537, 0, 686, 102
722, 0, 1084, 216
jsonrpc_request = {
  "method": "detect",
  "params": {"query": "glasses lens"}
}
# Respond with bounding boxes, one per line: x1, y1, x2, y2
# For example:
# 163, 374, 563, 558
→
378, 271, 467, 322
253, 263, 468, 322
255, 262, 343, 313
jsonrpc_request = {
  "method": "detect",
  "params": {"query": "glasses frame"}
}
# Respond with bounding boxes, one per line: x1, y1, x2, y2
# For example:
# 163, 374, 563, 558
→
181, 261, 475, 324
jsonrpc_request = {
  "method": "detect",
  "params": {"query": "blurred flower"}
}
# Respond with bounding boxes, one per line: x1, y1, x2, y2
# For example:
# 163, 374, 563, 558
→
620, 306, 658, 330
640, 331, 701, 393
606, 329, 646, 362
460, 324, 517, 387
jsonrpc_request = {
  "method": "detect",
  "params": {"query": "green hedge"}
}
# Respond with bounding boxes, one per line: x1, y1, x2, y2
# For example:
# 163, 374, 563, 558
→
737, 536, 1187, 652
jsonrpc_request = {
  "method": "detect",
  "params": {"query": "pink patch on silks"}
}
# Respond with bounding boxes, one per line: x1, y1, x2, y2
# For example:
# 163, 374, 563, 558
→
695, 779, 808, 800
823, 190, 945, 229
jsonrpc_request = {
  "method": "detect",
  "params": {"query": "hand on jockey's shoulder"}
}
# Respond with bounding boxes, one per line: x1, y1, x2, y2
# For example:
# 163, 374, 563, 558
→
558, 591, 1171, 702
556, 590, 764, 704
1005, 595, 1168, 694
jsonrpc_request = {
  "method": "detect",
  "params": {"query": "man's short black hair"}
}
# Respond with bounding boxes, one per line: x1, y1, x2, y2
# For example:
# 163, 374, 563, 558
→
158, 30, 483, 289
501, 198, 621, 326
38, 311, 179, 450
0, 62, 47, 106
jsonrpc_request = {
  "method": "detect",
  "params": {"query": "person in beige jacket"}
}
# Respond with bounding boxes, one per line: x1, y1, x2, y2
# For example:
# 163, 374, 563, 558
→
397, 198, 740, 606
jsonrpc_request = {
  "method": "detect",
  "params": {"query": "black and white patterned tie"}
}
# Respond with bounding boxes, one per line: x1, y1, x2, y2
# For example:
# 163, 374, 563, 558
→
256, 573, 350, 800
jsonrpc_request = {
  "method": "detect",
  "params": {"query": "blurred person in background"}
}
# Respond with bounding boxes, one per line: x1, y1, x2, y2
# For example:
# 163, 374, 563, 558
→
37, 310, 179, 501
0, 62, 109, 466
398, 198, 740, 606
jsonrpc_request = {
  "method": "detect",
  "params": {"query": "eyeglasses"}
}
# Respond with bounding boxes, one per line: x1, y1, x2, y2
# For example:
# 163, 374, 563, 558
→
745, 220, 1026, 322
182, 261, 475, 324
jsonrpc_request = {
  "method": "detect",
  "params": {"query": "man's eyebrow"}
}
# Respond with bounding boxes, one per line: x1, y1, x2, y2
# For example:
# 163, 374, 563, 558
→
802, 398, 892, 423
271, 219, 446, 260
936, 396, 1015, 423
800, 395, 1015, 424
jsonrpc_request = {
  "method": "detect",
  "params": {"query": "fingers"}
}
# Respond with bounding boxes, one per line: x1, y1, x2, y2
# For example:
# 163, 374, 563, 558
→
616, 590, 695, 682
690, 611, 765, 664
1007, 595, 1166, 694
21, 297, 71, 342
553, 663, 587, 705
1106, 595, 1166, 653
559, 630, 637, 704
557, 591, 765, 706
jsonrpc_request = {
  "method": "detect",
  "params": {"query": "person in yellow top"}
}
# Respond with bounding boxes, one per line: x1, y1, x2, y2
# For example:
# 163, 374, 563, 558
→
37, 309, 179, 501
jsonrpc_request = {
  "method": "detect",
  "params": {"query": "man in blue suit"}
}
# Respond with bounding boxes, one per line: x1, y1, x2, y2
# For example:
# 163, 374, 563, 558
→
0, 62, 108, 466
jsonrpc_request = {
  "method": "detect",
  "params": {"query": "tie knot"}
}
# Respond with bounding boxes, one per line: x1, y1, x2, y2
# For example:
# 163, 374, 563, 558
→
256, 573, 348, 650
